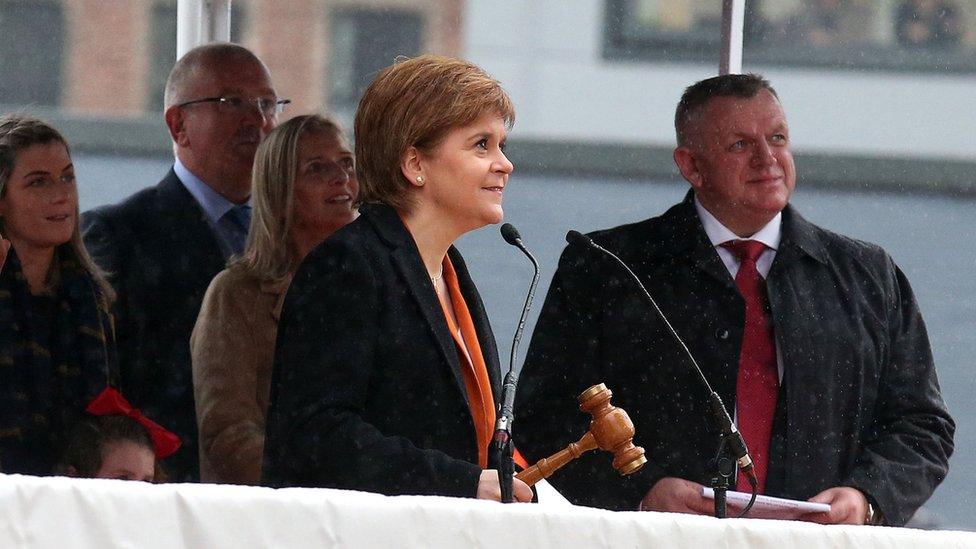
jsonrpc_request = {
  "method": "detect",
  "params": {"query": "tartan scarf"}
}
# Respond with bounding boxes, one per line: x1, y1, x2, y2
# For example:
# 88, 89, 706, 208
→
0, 244, 116, 475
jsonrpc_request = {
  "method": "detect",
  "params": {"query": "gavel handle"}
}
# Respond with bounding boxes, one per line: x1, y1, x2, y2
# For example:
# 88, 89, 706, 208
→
515, 432, 598, 487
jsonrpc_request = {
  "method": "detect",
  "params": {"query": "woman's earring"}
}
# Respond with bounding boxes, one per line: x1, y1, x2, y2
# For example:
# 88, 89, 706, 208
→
416, 176, 424, 185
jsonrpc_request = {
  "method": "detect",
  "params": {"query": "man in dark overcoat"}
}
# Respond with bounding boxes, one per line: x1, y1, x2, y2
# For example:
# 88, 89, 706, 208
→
516, 74, 954, 526
81, 43, 282, 481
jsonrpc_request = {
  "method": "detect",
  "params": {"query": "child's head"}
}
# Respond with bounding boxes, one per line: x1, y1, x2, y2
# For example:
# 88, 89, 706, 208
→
60, 415, 157, 482
59, 387, 180, 482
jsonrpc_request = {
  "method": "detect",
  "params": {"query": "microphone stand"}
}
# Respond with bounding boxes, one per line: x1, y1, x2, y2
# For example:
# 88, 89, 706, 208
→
493, 223, 541, 503
565, 231, 758, 518
708, 437, 734, 518
494, 374, 517, 503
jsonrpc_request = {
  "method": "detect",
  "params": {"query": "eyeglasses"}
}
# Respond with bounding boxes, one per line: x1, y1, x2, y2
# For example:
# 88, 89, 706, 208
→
175, 96, 292, 116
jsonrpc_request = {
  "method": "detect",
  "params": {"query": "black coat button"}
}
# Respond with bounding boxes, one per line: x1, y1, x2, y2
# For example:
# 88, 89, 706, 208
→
715, 328, 730, 341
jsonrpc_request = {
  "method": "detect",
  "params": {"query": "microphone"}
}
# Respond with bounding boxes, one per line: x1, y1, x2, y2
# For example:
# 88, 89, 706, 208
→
564, 230, 756, 485
493, 223, 541, 503
500, 222, 522, 247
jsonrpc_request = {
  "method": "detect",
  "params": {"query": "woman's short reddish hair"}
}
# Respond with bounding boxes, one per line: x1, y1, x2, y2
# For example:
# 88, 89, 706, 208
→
354, 54, 514, 211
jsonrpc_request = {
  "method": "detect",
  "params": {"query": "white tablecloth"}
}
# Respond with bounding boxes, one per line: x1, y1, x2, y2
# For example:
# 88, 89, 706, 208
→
1, 474, 974, 548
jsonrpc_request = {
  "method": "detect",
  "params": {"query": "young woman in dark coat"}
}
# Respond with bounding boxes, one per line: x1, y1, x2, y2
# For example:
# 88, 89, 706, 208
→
0, 115, 115, 475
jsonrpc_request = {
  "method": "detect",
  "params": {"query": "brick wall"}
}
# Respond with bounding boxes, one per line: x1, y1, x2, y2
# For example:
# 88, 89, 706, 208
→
56, 0, 463, 118
62, 0, 150, 115
248, 0, 326, 115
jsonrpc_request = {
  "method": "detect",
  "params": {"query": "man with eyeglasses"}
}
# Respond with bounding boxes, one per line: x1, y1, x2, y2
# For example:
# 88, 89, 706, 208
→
82, 42, 286, 482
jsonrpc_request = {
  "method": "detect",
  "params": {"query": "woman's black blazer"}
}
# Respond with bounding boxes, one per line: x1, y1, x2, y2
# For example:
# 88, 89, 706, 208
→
262, 203, 501, 497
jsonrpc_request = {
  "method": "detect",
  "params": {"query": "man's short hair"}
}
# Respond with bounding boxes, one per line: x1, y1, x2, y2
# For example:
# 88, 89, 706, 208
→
163, 42, 265, 109
674, 73, 778, 146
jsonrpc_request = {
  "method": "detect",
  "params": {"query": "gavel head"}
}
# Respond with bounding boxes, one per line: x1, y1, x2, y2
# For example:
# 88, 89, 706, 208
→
578, 383, 647, 476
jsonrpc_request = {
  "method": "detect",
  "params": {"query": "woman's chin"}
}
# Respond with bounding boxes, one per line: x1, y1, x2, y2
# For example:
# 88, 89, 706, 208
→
18, 232, 72, 251
443, 205, 504, 235
483, 205, 504, 226
469, 212, 503, 233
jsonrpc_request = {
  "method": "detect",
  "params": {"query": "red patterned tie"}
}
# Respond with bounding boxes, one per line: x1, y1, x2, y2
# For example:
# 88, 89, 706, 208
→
722, 240, 778, 494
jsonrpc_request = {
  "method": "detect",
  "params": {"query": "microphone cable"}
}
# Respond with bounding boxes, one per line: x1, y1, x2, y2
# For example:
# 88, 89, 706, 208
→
566, 230, 757, 517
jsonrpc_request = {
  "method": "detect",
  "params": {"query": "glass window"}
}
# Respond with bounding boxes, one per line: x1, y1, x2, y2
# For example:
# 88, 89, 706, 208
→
0, 0, 65, 106
605, 0, 976, 72
147, 2, 179, 111
327, 8, 424, 120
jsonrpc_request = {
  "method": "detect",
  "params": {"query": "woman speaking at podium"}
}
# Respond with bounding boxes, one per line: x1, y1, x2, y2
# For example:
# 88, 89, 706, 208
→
262, 55, 532, 502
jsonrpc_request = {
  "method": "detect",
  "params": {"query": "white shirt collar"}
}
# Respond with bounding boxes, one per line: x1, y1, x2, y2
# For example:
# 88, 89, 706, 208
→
694, 195, 782, 250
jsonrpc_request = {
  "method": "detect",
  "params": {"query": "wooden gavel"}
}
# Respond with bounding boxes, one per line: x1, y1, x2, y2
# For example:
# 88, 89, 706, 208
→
515, 383, 646, 486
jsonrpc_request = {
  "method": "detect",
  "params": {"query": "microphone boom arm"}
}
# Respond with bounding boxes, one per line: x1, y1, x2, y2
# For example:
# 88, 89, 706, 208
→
494, 223, 542, 503
497, 235, 541, 432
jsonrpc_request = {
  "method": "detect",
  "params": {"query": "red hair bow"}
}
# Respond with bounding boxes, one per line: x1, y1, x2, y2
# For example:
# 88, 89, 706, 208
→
85, 387, 182, 459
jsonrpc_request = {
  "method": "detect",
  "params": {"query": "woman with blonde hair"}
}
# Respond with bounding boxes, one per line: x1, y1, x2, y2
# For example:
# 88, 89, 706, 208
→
191, 114, 357, 484
0, 114, 116, 475
263, 55, 532, 502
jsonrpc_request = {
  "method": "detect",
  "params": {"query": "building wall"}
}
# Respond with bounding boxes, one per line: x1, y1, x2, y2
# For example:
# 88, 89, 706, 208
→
63, 0, 150, 116
462, 0, 976, 163
5, 0, 974, 191
47, 0, 462, 117
247, 0, 326, 115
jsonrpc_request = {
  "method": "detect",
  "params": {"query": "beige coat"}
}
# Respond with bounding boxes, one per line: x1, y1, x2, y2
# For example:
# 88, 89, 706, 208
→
190, 267, 290, 485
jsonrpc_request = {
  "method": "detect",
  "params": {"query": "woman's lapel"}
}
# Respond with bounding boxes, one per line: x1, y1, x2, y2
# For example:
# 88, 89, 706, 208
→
365, 204, 469, 406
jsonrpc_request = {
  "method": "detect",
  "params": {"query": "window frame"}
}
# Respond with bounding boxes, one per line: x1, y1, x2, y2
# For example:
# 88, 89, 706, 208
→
602, 0, 976, 74
0, 0, 66, 107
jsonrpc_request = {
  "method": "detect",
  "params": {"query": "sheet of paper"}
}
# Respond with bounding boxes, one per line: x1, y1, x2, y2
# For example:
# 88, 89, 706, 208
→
701, 487, 830, 520
535, 479, 573, 507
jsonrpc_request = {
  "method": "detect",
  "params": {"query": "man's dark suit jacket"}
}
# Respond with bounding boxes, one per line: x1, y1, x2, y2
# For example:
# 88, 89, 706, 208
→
516, 192, 954, 526
263, 203, 500, 497
82, 168, 226, 481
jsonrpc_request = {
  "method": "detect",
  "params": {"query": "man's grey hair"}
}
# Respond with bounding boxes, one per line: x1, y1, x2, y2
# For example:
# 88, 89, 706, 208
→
163, 42, 266, 109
